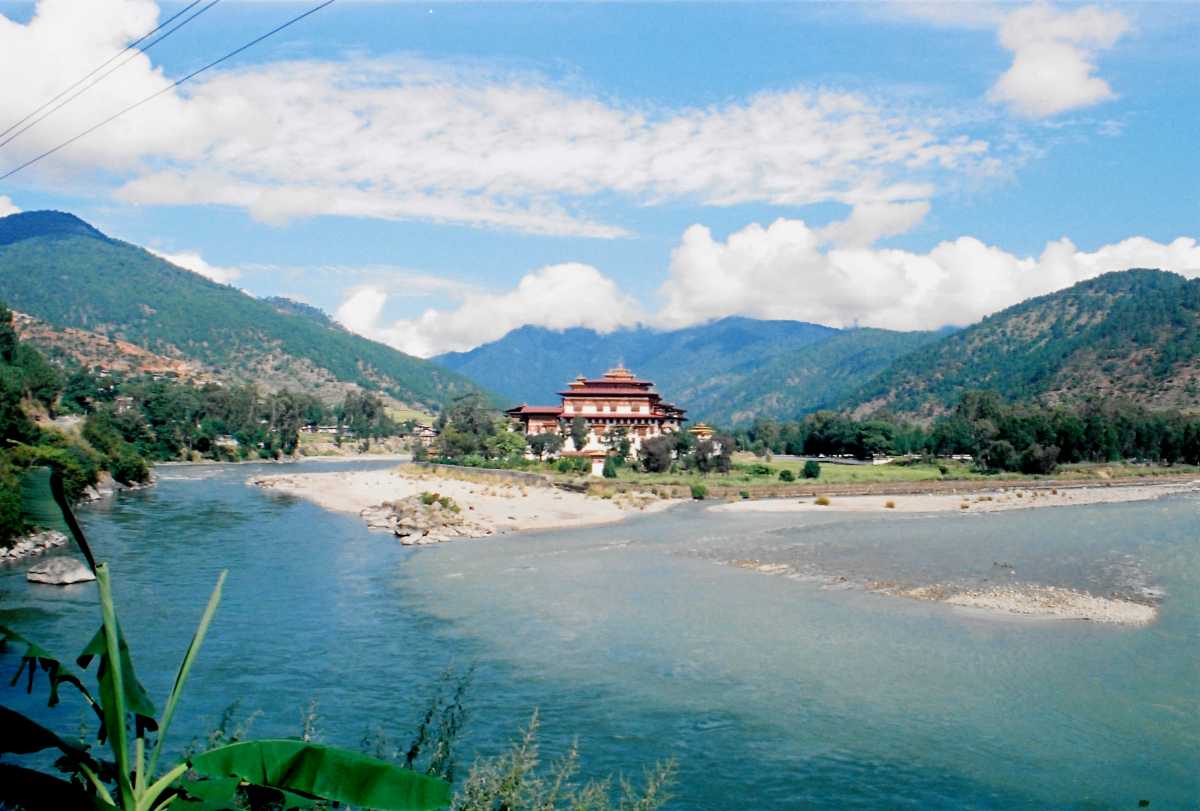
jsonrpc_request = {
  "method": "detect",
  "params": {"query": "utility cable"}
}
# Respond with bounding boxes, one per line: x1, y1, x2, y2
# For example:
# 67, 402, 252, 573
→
0, 0, 335, 183
0, 0, 222, 151
0, 0, 206, 140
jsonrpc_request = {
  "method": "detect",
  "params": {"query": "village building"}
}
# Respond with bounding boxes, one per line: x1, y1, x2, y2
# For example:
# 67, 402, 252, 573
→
506, 365, 686, 474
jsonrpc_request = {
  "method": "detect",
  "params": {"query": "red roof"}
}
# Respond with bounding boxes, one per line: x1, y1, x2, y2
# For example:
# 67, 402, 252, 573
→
505, 405, 563, 416
559, 387, 661, 397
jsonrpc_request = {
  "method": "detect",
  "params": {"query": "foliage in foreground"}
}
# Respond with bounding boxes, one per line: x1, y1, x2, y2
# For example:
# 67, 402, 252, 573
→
0, 467, 450, 811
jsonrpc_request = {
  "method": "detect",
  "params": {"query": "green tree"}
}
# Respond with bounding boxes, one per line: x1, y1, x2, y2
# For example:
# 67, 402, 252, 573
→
569, 416, 589, 452
802, 460, 821, 479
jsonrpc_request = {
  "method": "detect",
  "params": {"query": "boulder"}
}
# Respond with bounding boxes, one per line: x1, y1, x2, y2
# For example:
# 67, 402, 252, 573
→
27, 557, 96, 585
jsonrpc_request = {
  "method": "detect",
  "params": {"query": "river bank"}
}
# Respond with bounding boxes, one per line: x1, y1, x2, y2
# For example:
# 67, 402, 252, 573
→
711, 478, 1200, 514
250, 465, 678, 540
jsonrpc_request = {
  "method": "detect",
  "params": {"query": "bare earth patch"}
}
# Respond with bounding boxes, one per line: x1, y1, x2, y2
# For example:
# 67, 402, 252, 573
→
884, 584, 1157, 625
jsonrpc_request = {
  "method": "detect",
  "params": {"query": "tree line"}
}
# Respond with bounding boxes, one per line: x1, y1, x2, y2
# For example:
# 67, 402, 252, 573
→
733, 390, 1200, 474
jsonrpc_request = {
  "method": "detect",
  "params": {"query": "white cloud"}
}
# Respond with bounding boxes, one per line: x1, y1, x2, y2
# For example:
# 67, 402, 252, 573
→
988, 3, 1130, 118
657, 217, 1200, 331
147, 247, 241, 285
0, 196, 19, 217
0, 1, 993, 236
335, 262, 644, 357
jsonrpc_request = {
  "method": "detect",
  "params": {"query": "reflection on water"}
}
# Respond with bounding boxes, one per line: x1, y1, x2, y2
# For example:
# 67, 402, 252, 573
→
1, 461, 1197, 810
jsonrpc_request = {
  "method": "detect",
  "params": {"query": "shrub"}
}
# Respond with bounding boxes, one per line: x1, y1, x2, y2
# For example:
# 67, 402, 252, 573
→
602, 455, 618, 479
739, 490, 751, 499
884, 500, 896, 509
802, 460, 821, 479
813, 495, 831, 506
420, 491, 440, 505
109, 450, 150, 485
748, 463, 773, 476
556, 458, 573, 473
937, 464, 950, 475
690, 483, 707, 500
778, 469, 795, 482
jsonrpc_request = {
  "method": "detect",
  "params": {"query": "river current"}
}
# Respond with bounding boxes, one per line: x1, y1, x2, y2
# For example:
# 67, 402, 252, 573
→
1, 460, 1197, 809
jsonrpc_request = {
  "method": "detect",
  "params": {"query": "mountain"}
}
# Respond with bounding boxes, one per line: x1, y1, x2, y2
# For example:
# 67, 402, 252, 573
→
851, 269, 1200, 417
434, 317, 938, 424
0, 211, 482, 410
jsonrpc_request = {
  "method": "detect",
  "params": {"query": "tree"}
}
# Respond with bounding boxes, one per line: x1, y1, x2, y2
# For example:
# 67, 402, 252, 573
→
569, 416, 589, 452
802, 460, 821, 479
527, 432, 563, 460
602, 455, 617, 478
779, 468, 795, 482
640, 435, 675, 473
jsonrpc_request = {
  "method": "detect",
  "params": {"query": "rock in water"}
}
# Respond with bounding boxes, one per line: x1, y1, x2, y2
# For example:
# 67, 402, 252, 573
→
27, 558, 96, 585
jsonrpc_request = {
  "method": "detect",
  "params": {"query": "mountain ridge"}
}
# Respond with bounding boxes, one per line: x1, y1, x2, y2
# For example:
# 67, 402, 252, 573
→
0, 211, 483, 410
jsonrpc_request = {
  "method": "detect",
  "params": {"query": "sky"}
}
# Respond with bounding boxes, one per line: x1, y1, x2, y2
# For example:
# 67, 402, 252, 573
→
0, 0, 1198, 357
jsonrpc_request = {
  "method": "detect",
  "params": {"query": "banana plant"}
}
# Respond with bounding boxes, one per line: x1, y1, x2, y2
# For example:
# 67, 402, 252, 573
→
1, 467, 452, 811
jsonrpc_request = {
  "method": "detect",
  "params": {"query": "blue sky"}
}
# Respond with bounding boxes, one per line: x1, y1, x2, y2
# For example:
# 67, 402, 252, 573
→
0, 1, 1197, 356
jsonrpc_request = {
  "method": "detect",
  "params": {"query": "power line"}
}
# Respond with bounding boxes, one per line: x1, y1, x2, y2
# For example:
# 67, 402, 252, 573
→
0, 0, 207, 140
0, 0, 336, 183
0, 0, 222, 152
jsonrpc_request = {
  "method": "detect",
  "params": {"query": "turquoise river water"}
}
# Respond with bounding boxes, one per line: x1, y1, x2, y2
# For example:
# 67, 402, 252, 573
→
1, 460, 1197, 809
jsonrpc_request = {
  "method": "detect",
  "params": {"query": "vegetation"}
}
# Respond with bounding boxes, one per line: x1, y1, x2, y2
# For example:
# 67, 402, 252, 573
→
802, 461, 821, 479
0, 211, 483, 411
852, 269, 1200, 415
434, 317, 939, 425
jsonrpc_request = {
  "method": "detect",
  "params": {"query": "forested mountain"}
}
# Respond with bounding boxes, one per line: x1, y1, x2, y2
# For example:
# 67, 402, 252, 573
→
851, 269, 1200, 417
434, 317, 936, 424
0, 211, 481, 410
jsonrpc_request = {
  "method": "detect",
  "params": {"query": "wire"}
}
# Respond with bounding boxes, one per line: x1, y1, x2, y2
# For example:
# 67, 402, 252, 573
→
0, 0, 336, 183
0, 0, 206, 140
0, 0, 222, 151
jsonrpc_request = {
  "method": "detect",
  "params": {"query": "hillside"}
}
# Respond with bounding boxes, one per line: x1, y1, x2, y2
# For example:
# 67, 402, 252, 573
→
434, 317, 936, 424
0, 211, 482, 410
852, 269, 1200, 417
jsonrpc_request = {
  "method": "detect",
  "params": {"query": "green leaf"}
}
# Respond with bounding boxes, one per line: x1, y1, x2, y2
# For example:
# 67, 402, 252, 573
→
1, 624, 98, 712
0, 705, 96, 763
0, 762, 119, 810
19, 466, 96, 572
175, 778, 319, 811
190, 739, 452, 811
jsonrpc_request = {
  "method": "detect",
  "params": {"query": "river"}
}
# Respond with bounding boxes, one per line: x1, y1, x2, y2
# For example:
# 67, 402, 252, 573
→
1, 460, 1197, 809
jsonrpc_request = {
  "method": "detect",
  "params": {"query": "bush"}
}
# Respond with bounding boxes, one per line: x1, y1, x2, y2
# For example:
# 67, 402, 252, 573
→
739, 490, 750, 500
602, 456, 618, 478
884, 500, 896, 509
802, 460, 821, 479
778, 469, 795, 482
814, 495, 831, 506
690, 483, 707, 500
109, 451, 150, 485
748, 463, 773, 476
556, 458, 573, 473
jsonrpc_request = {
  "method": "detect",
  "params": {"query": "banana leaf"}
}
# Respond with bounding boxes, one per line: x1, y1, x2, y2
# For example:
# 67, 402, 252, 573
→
190, 739, 453, 811
175, 778, 319, 811
0, 762, 119, 810
1, 624, 98, 711
0, 705, 96, 766
19, 466, 96, 572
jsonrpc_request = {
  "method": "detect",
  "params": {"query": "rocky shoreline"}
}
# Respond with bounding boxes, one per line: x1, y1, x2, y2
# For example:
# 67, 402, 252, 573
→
0, 529, 68, 563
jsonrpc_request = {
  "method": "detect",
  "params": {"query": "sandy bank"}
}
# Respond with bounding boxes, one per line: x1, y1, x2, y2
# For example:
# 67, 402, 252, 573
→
250, 466, 677, 540
884, 584, 1157, 625
710, 480, 1198, 515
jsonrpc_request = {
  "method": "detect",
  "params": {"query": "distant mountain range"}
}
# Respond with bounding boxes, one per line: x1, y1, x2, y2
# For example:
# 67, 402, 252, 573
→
3, 210, 1194, 424
434, 318, 942, 424
0, 211, 481, 411
438, 269, 1200, 423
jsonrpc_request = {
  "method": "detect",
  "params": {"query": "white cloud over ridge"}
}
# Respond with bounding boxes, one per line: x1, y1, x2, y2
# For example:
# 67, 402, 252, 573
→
0, 0, 994, 236
336, 263, 644, 357
333, 213, 1200, 357
658, 220, 1200, 332
988, 3, 1130, 118
0, 196, 19, 217
148, 247, 241, 285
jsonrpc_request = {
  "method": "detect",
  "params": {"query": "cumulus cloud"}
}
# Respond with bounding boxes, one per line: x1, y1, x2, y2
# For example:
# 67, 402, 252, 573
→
0, 196, 19, 217
147, 248, 241, 285
335, 263, 645, 357
1, 1, 993, 236
988, 3, 1130, 118
657, 217, 1200, 331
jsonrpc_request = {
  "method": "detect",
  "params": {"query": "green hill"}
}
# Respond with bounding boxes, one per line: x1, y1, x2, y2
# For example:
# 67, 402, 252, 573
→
851, 269, 1200, 417
0, 211, 481, 410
